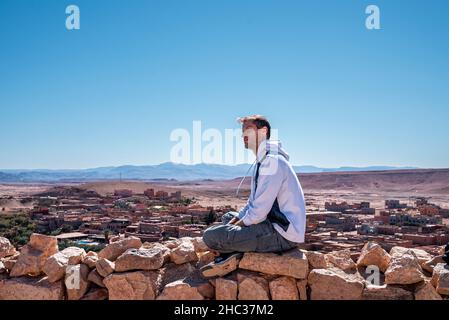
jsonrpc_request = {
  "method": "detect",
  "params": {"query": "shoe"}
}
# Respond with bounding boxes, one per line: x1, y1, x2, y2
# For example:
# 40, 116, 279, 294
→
200, 252, 243, 278
443, 253, 449, 264
443, 244, 449, 264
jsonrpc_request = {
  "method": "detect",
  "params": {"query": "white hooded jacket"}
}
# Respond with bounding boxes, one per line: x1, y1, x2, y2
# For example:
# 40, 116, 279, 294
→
238, 140, 306, 243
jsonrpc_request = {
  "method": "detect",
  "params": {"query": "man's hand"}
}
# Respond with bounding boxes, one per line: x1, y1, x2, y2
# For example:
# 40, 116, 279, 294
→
228, 217, 245, 226
234, 219, 245, 227
228, 217, 239, 225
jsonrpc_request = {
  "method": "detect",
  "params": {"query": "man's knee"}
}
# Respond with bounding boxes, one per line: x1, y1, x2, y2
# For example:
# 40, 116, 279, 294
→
202, 226, 222, 250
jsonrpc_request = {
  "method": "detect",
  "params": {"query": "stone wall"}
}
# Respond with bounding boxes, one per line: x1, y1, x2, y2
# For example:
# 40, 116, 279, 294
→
0, 234, 448, 300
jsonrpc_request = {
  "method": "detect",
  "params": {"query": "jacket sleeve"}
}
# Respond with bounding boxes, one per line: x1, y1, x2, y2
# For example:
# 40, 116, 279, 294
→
237, 200, 250, 219
241, 157, 284, 226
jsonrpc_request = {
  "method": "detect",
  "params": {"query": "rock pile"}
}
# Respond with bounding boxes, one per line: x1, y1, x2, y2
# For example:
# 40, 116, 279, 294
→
0, 235, 448, 300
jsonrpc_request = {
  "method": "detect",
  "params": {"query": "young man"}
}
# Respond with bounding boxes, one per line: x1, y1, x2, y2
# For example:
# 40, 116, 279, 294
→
200, 115, 306, 277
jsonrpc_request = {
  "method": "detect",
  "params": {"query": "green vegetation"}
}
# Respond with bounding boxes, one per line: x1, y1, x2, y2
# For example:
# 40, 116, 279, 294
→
0, 213, 37, 247
49, 224, 74, 236
180, 197, 195, 206
151, 205, 167, 211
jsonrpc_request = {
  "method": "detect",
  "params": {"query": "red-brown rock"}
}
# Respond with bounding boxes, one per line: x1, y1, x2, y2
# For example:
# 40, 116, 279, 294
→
10, 234, 59, 277
239, 249, 308, 279
357, 242, 391, 273
157, 280, 205, 300
96, 258, 115, 277
385, 250, 425, 285
269, 276, 299, 300
237, 272, 270, 300
362, 284, 413, 300
326, 250, 357, 272
308, 267, 364, 300
0, 276, 64, 300
115, 247, 165, 272
65, 263, 91, 300
0, 236, 16, 258
415, 280, 442, 300
104, 271, 161, 300
98, 237, 142, 261
431, 263, 449, 295
215, 278, 238, 300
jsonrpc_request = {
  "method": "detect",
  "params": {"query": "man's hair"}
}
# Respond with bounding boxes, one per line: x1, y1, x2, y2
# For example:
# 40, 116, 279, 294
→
237, 115, 271, 139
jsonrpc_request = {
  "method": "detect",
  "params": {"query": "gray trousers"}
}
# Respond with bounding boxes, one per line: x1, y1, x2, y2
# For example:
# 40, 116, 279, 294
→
202, 211, 298, 254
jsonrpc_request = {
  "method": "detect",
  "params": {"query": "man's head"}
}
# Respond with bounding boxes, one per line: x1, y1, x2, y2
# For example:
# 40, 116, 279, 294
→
237, 115, 271, 153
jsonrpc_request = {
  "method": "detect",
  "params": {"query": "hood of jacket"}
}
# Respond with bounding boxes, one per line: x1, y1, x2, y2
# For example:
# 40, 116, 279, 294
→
257, 139, 290, 162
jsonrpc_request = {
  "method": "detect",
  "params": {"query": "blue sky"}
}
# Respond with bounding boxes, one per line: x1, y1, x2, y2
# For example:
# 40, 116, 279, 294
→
0, 0, 448, 169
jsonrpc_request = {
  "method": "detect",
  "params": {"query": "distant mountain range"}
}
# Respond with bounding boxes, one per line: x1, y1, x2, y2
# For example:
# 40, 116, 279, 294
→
0, 163, 419, 182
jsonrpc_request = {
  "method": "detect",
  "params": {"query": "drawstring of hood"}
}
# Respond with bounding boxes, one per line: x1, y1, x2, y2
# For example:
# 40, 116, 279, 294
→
236, 158, 257, 197
235, 139, 289, 197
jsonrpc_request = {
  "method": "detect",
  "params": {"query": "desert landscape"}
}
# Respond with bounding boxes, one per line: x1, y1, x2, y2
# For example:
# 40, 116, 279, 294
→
2, 168, 449, 212
1, 168, 449, 301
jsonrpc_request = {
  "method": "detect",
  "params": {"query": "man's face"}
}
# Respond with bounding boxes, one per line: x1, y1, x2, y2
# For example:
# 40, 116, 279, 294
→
242, 122, 265, 151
